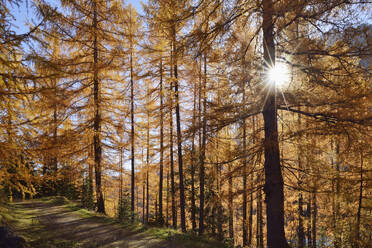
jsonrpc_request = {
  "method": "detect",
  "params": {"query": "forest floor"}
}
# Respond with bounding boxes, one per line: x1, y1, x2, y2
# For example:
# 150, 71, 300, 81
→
0, 197, 226, 248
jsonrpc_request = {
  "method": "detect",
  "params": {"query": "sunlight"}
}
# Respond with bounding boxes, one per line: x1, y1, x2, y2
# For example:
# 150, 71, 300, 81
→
266, 62, 290, 88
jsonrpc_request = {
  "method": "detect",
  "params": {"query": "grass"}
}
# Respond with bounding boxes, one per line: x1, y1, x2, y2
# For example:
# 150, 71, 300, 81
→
0, 197, 84, 248
63, 200, 228, 248
0, 196, 228, 248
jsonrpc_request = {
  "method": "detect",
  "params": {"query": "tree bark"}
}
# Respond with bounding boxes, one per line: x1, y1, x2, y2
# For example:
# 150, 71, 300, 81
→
355, 150, 363, 248
242, 99, 248, 247
159, 55, 164, 225
311, 191, 317, 248
257, 187, 263, 248
169, 45, 177, 229
228, 158, 234, 243
166, 170, 170, 227
173, 29, 186, 233
92, 0, 105, 214
130, 27, 135, 223
248, 116, 255, 246
199, 54, 207, 236
262, 0, 287, 246
190, 63, 197, 232
146, 113, 150, 224
297, 112, 305, 248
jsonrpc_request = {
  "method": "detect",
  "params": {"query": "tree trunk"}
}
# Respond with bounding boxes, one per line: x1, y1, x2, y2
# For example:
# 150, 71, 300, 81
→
297, 112, 305, 248
92, 0, 105, 214
248, 116, 255, 246
262, 0, 287, 246
166, 170, 170, 227
173, 31, 186, 233
159, 55, 164, 225
307, 196, 312, 248
257, 187, 263, 248
142, 171, 145, 224
155, 191, 158, 221
199, 54, 207, 236
146, 115, 150, 224
169, 45, 177, 229
130, 31, 135, 223
228, 161, 234, 243
311, 191, 317, 248
190, 63, 197, 232
242, 106, 248, 247
334, 142, 341, 248
355, 150, 363, 248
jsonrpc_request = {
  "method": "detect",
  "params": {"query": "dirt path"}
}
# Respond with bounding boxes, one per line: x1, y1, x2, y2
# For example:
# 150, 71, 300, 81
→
11, 200, 175, 248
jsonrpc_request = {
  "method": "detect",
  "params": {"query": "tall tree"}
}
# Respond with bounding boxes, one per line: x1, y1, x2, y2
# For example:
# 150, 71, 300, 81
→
262, 0, 287, 246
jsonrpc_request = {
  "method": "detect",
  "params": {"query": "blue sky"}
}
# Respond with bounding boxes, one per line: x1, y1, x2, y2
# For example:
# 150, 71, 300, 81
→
9, 0, 145, 34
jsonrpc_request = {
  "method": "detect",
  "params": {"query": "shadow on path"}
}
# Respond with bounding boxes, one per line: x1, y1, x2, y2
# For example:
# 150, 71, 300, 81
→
12, 201, 176, 248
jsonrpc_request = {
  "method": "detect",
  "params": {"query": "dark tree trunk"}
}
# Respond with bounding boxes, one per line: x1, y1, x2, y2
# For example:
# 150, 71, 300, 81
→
130, 38, 135, 223
166, 170, 170, 227
248, 116, 255, 246
262, 0, 287, 247
159, 56, 164, 225
297, 112, 305, 248
146, 117, 150, 224
228, 162, 234, 243
142, 173, 145, 224
52, 90, 58, 174
355, 150, 363, 248
173, 32, 186, 233
169, 45, 177, 229
307, 197, 312, 248
311, 191, 317, 248
242, 115, 248, 247
155, 191, 158, 221
88, 143, 94, 206
334, 142, 341, 248
199, 54, 207, 236
92, 0, 105, 214
190, 66, 197, 232
257, 187, 264, 248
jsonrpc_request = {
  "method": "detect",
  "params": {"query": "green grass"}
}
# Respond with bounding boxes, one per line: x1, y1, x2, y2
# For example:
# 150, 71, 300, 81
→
0, 197, 228, 248
62, 200, 228, 248
0, 197, 83, 248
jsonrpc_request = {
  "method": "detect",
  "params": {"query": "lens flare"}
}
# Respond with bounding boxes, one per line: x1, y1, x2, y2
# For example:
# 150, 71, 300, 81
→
267, 62, 290, 87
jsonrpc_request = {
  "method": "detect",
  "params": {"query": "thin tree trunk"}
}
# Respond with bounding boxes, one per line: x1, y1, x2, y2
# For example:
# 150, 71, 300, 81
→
143, 171, 145, 224
92, 0, 105, 214
257, 187, 262, 248
146, 114, 150, 224
52, 89, 58, 174
355, 150, 363, 248
155, 191, 158, 220
166, 170, 170, 227
228, 161, 234, 243
307, 196, 312, 248
334, 142, 341, 248
169, 45, 177, 229
311, 191, 317, 248
242, 107, 248, 247
130, 30, 135, 223
173, 30, 186, 233
248, 116, 255, 246
190, 64, 197, 232
297, 112, 305, 248
120, 147, 123, 208
262, 0, 287, 246
198, 54, 207, 236
159, 55, 164, 224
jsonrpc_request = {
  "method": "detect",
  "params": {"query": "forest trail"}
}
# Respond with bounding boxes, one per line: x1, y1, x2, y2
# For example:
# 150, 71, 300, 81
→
9, 199, 180, 248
